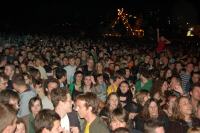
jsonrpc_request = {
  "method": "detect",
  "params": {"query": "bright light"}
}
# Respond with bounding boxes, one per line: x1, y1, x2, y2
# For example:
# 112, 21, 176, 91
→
187, 27, 194, 36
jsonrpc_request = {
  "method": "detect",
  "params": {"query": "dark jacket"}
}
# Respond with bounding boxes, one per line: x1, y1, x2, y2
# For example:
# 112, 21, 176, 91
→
82, 116, 110, 133
166, 118, 200, 133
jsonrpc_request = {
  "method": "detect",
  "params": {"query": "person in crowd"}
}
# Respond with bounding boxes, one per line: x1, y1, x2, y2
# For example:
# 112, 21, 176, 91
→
75, 92, 110, 133
112, 127, 130, 133
0, 89, 19, 111
69, 71, 84, 100
42, 78, 59, 110
117, 81, 133, 107
186, 71, 200, 93
151, 79, 169, 106
180, 63, 194, 93
162, 93, 177, 117
190, 83, 200, 114
82, 58, 95, 76
135, 68, 153, 92
107, 70, 125, 95
167, 96, 200, 133
55, 67, 68, 90
0, 103, 17, 133
51, 88, 80, 133
83, 74, 95, 93
99, 92, 122, 124
22, 96, 42, 133
64, 56, 77, 85
135, 90, 150, 112
15, 118, 26, 133
34, 57, 48, 80
0, 73, 9, 91
34, 109, 63, 133
144, 119, 165, 133
93, 74, 107, 102
134, 98, 169, 132
169, 75, 185, 96
12, 74, 36, 117
4, 64, 15, 90
187, 127, 200, 133
156, 28, 171, 54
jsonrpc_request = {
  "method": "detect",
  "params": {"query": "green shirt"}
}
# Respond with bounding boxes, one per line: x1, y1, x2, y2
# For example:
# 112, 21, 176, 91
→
135, 79, 153, 92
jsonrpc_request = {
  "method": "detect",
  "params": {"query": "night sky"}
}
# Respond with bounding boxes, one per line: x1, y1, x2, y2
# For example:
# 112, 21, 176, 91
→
0, 0, 199, 33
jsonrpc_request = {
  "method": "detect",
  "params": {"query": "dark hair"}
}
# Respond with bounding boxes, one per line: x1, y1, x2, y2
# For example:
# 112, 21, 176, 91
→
0, 89, 19, 105
29, 96, 42, 113
190, 82, 200, 92
43, 78, 59, 95
35, 109, 60, 133
55, 67, 66, 79
144, 119, 164, 133
112, 127, 130, 133
12, 74, 26, 86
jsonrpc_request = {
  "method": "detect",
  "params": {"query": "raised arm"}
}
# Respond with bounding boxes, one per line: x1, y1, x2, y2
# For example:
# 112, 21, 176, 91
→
157, 28, 160, 42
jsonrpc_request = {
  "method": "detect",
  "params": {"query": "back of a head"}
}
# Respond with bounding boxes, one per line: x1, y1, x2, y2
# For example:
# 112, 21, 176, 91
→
0, 89, 19, 105
112, 127, 130, 133
35, 109, 60, 133
12, 74, 26, 86
187, 127, 200, 133
50, 88, 69, 108
144, 119, 164, 133
0, 103, 17, 132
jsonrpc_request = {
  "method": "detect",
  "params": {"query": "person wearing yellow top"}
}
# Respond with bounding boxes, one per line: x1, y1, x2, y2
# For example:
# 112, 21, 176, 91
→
75, 92, 110, 133
107, 73, 124, 95
84, 123, 90, 133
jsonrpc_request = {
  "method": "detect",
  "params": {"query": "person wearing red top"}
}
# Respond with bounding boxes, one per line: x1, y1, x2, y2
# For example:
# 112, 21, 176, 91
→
156, 28, 171, 54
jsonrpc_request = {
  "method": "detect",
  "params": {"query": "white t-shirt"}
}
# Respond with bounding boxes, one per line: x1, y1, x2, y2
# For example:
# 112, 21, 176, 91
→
61, 114, 70, 132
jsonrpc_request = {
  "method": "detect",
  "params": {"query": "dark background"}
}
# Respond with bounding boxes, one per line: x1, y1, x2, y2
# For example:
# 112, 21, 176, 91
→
0, 0, 199, 36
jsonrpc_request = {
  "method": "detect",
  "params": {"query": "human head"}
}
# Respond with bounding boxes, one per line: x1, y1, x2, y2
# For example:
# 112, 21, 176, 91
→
190, 82, 200, 102
51, 88, 72, 113
112, 127, 130, 133
34, 109, 62, 133
0, 74, 9, 91
172, 96, 192, 120
118, 81, 129, 94
29, 96, 42, 117
43, 78, 59, 96
68, 56, 75, 66
106, 92, 121, 112
144, 119, 165, 133
110, 108, 129, 131
74, 71, 83, 83
191, 71, 200, 84
4, 64, 15, 79
12, 74, 26, 93
0, 103, 17, 133
15, 118, 26, 133
141, 99, 161, 119
0, 89, 19, 111
87, 58, 94, 69
75, 92, 99, 119
136, 90, 150, 106
55, 67, 67, 82
187, 127, 200, 133
83, 74, 93, 87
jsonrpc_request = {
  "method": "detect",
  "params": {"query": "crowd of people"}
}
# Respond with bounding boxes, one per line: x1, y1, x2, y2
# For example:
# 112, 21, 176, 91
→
0, 33, 200, 133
